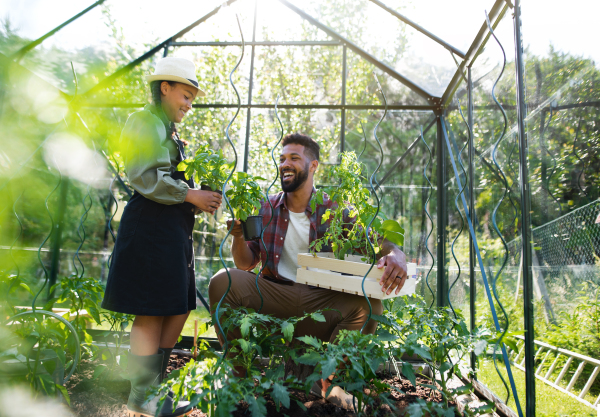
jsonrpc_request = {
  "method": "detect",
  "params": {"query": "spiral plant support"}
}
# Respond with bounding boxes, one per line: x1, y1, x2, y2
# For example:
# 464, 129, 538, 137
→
254, 95, 284, 313
214, 14, 244, 361
447, 101, 469, 319
437, 12, 524, 417
420, 126, 436, 307
359, 72, 386, 335
485, 11, 523, 408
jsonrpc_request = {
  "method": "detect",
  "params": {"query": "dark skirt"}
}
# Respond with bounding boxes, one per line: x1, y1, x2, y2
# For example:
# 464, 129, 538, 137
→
102, 192, 197, 316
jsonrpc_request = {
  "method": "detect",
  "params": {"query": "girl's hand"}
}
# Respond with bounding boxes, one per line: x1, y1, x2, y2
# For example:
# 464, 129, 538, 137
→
185, 189, 222, 214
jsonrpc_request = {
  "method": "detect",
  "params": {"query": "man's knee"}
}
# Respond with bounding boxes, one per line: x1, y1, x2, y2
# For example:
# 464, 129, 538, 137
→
353, 296, 383, 317
370, 299, 383, 317
208, 269, 227, 300
208, 269, 240, 309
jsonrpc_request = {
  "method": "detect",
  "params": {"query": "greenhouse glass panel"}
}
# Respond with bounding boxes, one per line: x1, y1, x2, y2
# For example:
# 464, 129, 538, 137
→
3, 0, 600, 415
253, 45, 343, 105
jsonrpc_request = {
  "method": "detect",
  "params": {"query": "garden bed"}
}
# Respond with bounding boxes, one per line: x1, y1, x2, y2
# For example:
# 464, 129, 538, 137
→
67, 351, 457, 417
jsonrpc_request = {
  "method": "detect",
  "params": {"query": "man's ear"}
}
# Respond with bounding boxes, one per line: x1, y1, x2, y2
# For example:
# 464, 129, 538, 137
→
310, 159, 319, 173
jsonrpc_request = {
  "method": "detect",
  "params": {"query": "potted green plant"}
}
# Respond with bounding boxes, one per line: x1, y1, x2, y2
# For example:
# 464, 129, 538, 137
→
296, 151, 409, 299
178, 144, 233, 193
226, 171, 265, 241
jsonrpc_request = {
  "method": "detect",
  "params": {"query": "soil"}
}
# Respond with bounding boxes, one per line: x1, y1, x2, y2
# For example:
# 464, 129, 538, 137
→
67, 351, 454, 417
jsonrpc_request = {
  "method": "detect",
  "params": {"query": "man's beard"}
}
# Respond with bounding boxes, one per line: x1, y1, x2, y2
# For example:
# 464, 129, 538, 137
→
281, 163, 309, 192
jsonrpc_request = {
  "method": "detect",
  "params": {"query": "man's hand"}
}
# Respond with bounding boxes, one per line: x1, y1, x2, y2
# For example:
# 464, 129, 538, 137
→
226, 219, 245, 238
377, 249, 408, 295
185, 189, 222, 215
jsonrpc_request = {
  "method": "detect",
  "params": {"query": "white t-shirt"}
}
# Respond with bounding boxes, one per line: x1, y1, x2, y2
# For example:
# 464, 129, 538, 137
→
278, 210, 310, 282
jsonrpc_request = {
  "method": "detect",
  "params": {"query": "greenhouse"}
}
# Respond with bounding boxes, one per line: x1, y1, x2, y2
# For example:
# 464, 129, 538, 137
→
0, 0, 599, 416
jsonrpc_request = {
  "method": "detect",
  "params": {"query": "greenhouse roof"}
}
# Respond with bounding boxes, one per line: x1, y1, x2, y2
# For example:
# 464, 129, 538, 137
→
1, 0, 515, 110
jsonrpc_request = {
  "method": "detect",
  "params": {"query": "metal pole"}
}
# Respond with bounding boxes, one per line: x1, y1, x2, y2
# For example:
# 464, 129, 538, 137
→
85, 102, 436, 111
243, 0, 258, 173
513, 0, 536, 414
369, 0, 466, 59
48, 178, 70, 299
171, 41, 342, 46
467, 67, 477, 374
436, 115, 447, 307
340, 45, 347, 155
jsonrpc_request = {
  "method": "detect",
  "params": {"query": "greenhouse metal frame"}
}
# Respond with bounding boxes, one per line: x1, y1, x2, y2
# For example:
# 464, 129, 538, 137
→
2, 0, 600, 416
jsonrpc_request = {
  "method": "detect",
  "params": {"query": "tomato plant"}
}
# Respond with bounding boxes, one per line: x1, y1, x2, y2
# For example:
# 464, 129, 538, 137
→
178, 143, 234, 192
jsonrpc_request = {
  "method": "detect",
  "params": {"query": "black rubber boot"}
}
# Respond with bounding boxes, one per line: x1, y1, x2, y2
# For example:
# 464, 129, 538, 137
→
160, 348, 174, 382
126, 350, 190, 417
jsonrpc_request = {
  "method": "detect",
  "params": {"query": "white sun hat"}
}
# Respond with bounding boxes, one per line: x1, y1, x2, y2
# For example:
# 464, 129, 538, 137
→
146, 57, 206, 97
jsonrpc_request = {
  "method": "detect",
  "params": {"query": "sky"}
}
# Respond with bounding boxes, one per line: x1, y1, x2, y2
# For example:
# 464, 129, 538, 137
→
1, 0, 598, 89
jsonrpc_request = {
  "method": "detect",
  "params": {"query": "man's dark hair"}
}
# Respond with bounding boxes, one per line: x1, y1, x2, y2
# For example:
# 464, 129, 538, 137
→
282, 133, 320, 161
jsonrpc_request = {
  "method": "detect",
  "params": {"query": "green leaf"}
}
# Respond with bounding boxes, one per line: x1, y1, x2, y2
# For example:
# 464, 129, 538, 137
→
56, 384, 71, 406
88, 305, 101, 324
443, 408, 455, 417
239, 339, 251, 354
44, 297, 58, 311
412, 345, 432, 360
296, 335, 322, 349
401, 362, 416, 386
42, 357, 57, 376
281, 321, 294, 342
240, 316, 251, 337
271, 383, 290, 409
246, 395, 267, 417
296, 351, 321, 366
37, 374, 56, 395
294, 399, 307, 411
55, 349, 66, 366
19, 283, 34, 295
310, 312, 326, 323
381, 220, 405, 234
384, 231, 404, 246
321, 357, 338, 380
92, 364, 108, 380
439, 361, 453, 374
376, 330, 398, 342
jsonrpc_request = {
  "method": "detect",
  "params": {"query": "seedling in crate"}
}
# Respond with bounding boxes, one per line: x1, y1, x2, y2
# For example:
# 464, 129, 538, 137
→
310, 151, 404, 262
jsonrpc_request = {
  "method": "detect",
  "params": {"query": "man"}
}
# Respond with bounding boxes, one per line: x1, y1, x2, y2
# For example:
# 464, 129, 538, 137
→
208, 133, 407, 408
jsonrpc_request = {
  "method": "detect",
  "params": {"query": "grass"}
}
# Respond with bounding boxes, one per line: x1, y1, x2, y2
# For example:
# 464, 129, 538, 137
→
476, 358, 597, 417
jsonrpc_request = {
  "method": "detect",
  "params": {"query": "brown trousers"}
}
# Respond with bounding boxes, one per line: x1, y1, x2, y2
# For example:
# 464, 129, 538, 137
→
208, 269, 383, 344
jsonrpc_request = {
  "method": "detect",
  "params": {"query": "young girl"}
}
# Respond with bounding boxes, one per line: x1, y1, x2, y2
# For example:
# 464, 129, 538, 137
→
102, 57, 222, 417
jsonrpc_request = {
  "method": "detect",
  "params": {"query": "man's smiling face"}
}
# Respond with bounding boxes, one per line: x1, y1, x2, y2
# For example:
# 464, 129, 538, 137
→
279, 143, 311, 192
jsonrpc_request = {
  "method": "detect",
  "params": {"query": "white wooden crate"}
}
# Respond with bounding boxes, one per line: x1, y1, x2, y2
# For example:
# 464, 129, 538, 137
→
296, 253, 416, 300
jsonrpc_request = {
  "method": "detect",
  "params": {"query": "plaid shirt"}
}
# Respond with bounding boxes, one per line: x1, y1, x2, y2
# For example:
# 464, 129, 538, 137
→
246, 189, 355, 282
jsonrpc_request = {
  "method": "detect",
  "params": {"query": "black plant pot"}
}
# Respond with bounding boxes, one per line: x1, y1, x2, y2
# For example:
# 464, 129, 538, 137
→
200, 184, 223, 195
241, 215, 263, 241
